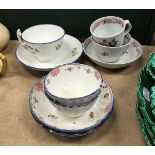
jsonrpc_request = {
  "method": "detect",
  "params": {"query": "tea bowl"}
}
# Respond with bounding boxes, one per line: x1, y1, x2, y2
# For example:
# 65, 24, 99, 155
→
45, 90, 99, 117
90, 16, 132, 47
44, 63, 102, 106
91, 33, 132, 62
17, 24, 65, 62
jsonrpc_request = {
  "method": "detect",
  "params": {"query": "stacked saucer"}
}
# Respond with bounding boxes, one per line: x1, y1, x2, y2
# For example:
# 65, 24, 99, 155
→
84, 16, 142, 69
29, 63, 114, 137
16, 24, 83, 71
136, 53, 155, 145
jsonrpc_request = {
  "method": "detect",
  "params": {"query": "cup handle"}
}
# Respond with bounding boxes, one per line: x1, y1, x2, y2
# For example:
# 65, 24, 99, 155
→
16, 29, 25, 45
16, 29, 38, 55
124, 20, 132, 35
0, 53, 7, 75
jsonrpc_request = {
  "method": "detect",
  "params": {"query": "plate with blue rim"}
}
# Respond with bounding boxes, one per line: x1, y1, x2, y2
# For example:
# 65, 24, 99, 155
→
30, 107, 114, 137
16, 34, 83, 71
29, 76, 114, 136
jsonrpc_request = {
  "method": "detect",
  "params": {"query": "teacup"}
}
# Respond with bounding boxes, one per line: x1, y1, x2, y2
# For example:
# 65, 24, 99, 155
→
90, 16, 132, 47
44, 63, 102, 107
17, 24, 65, 62
91, 33, 132, 62
45, 90, 99, 117
0, 53, 7, 75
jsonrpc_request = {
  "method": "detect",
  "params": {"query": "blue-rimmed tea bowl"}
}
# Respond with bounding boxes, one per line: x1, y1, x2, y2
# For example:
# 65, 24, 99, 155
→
45, 89, 99, 117
44, 63, 102, 109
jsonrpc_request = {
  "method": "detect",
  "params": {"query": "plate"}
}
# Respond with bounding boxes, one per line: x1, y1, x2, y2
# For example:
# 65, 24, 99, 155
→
83, 37, 142, 69
30, 107, 114, 137
29, 77, 114, 133
16, 34, 83, 71
30, 109, 94, 137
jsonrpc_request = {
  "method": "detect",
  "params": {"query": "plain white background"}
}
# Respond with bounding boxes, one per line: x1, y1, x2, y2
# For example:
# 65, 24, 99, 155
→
1, 0, 155, 154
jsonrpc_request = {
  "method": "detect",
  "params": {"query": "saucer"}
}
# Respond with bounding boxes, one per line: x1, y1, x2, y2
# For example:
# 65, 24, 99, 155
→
83, 38, 142, 69
30, 109, 94, 137
29, 77, 114, 133
30, 107, 114, 137
16, 34, 83, 71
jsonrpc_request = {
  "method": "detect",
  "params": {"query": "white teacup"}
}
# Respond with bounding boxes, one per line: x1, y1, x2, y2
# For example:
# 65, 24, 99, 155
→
91, 34, 132, 63
17, 24, 65, 62
90, 16, 132, 47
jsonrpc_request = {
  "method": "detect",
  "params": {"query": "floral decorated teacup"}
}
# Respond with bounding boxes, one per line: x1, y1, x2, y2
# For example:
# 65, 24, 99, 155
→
17, 24, 65, 62
91, 33, 132, 62
90, 16, 132, 47
44, 63, 102, 107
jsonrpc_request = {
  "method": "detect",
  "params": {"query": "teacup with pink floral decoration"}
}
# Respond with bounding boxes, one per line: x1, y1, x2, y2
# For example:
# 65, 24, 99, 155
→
90, 16, 132, 47
44, 63, 102, 110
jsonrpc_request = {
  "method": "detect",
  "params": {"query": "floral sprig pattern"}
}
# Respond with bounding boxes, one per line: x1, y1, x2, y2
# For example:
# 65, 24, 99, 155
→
48, 114, 58, 119
72, 47, 78, 56
64, 67, 74, 72
55, 42, 63, 50
101, 52, 108, 57
35, 82, 44, 92
27, 46, 40, 54
131, 41, 141, 53
89, 112, 95, 118
102, 38, 120, 47
51, 67, 60, 77
50, 64, 101, 81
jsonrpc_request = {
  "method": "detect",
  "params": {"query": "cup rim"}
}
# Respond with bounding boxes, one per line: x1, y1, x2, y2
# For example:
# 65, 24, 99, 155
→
90, 16, 127, 39
21, 24, 65, 44
91, 33, 132, 49
44, 63, 102, 100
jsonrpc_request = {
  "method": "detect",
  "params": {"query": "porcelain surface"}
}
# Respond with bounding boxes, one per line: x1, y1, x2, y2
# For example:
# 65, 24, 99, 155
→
44, 63, 102, 106
30, 111, 92, 137
45, 90, 99, 117
16, 34, 83, 71
91, 34, 131, 62
17, 24, 65, 62
83, 38, 142, 69
29, 77, 114, 132
30, 104, 114, 137
90, 16, 132, 47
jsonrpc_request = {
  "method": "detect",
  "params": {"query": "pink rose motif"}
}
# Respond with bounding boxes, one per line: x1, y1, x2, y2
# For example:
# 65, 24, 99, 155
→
76, 64, 81, 69
35, 82, 44, 91
51, 67, 60, 77
94, 70, 100, 80
104, 103, 111, 113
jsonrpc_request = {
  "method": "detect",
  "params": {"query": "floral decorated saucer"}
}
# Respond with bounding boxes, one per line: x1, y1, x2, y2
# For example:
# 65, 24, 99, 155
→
16, 34, 83, 71
30, 108, 113, 137
29, 77, 114, 135
83, 38, 142, 69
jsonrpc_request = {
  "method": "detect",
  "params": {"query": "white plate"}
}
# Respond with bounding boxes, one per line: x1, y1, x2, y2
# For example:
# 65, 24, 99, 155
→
16, 34, 83, 71
29, 77, 114, 133
83, 37, 142, 69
